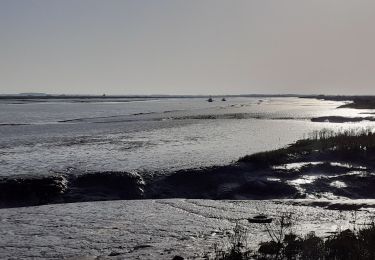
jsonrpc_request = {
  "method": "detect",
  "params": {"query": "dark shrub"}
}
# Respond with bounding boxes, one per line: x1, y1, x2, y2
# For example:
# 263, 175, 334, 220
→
325, 229, 359, 260
300, 232, 324, 260
258, 241, 281, 257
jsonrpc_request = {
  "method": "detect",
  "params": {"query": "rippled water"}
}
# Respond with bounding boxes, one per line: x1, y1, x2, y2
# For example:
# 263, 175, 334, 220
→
1, 97, 375, 177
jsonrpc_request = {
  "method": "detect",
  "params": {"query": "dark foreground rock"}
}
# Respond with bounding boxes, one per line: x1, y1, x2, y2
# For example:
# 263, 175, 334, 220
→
148, 166, 298, 200
0, 175, 68, 207
66, 171, 145, 202
0, 171, 145, 208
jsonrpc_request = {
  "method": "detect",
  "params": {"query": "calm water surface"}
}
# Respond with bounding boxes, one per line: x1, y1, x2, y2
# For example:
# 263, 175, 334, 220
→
1, 97, 374, 177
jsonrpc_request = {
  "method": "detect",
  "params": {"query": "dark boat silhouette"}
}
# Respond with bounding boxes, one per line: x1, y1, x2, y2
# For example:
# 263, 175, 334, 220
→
248, 215, 273, 224
207, 97, 213, 102
221, 97, 226, 101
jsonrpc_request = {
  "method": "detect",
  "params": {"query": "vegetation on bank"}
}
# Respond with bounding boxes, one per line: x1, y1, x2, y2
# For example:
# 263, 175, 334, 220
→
311, 116, 375, 123
309, 95, 375, 109
207, 212, 375, 260
338, 98, 375, 109
239, 128, 375, 167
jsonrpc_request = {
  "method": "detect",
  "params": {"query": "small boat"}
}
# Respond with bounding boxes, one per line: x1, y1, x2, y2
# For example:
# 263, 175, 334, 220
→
248, 215, 273, 224
207, 97, 213, 102
221, 98, 226, 101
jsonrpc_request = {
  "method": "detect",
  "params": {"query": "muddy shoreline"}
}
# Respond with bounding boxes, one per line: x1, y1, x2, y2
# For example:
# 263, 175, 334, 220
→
2, 130, 375, 208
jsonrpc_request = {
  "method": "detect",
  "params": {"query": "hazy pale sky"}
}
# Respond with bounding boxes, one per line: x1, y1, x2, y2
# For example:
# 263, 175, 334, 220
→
1, 0, 375, 95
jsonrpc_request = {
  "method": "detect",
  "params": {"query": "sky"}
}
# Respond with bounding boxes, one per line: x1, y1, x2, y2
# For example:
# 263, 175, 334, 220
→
1, 0, 375, 95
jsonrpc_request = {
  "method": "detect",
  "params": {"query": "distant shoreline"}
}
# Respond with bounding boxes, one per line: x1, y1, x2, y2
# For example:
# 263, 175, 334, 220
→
2, 94, 375, 109
0, 94, 302, 100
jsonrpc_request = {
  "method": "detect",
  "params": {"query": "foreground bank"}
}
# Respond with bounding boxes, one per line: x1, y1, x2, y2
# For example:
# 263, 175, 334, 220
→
1, 199, 374, 259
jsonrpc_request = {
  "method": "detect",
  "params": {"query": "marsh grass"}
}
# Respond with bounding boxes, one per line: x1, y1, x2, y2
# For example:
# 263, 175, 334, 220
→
302, 128, 375, 151
208, 213, 375, 260
239, 128, 375, 167
210, 223, 253, 260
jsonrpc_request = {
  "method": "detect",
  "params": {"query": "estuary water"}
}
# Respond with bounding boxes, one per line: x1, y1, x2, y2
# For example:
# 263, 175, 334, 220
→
1, 97, 374, 177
